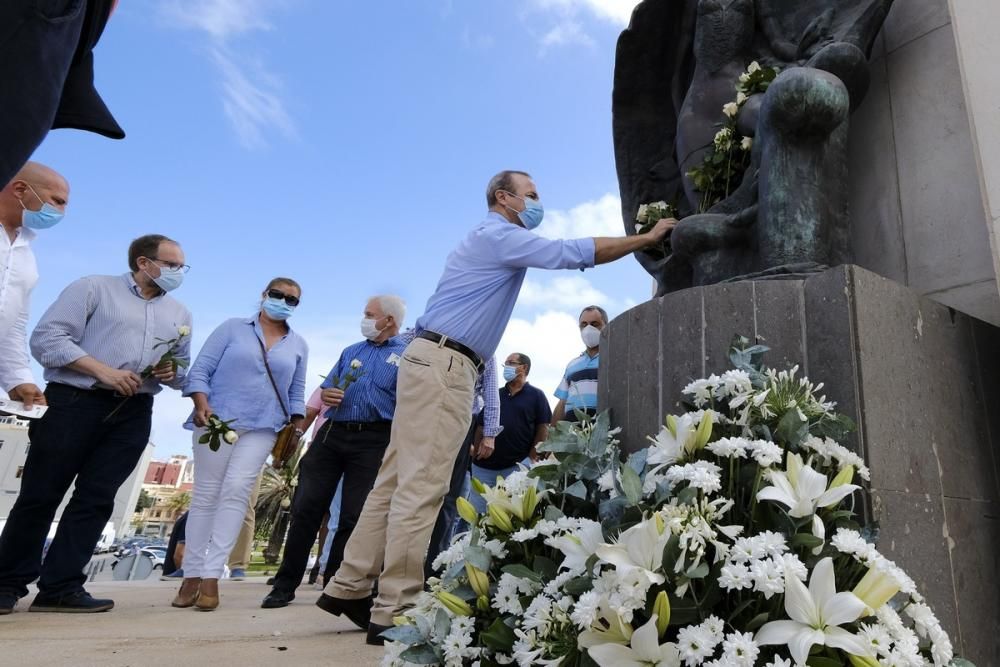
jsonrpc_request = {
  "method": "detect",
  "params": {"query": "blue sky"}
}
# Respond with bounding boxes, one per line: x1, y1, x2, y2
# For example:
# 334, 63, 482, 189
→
26, 0, 649, 458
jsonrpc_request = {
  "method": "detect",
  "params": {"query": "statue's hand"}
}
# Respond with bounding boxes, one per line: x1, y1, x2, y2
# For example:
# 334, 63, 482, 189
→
645, 218, 678, 246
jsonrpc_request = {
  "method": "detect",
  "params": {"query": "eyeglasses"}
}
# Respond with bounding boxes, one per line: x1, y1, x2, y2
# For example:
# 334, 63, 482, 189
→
148, 257, 191, 273
267, 289, 300, 307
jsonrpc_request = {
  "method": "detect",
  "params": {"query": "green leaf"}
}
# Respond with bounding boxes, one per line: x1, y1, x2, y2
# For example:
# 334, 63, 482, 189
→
501, 564, 543, 583
620, 463, 643, 505
564, 480, 588, 500
685, 562, 710, 579
776, 408, 808, 446
533, 555, 557, 580
805, 658, 843, 667
399, 644, 441, 664
380, 624, 424, 644
463, 545, 492, 572
791, 533, 825, 550
480, 618, 516, 652
198, 433, 211, 444
562, 576, 594, 596
434, 608, 451, 641
746, 612, 770, 631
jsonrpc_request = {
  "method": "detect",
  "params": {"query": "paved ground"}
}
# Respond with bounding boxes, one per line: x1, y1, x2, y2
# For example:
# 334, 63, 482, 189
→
0, 577, 385, 666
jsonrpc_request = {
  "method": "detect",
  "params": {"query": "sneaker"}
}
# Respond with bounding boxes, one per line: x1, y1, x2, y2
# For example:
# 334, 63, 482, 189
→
29, 591, 114, 613
261, 588, 295, 609
160, 568, 184, 581
229, 568, 246, 581
0, 592, 18, 615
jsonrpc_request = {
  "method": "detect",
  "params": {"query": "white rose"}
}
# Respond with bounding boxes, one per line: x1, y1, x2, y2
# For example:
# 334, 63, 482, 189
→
280, 497, 291, 509
224, 430, 239, 444
177, 325, 191, 337
350, 359, 362, 369
736, 92, 747, 105
723, 102, 739, 118
747, 61, 761, 74
739, 73, 750, 84
741, 136, 753, 151
636, 204, 648, 220
635, 223, 644, 233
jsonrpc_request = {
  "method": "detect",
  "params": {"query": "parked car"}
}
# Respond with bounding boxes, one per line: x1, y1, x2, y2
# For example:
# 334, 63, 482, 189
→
141, 546, 167, 570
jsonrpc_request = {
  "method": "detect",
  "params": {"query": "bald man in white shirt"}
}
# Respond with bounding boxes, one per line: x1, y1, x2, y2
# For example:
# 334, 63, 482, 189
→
0, 162, 70, 410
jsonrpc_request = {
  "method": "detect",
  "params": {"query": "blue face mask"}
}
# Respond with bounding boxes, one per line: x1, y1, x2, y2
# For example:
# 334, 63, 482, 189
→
502, 365, 518, 382
503, 192, 544, 230
20, 185, 64, 230
262, 297, 295, 321
152, 266, 185, 292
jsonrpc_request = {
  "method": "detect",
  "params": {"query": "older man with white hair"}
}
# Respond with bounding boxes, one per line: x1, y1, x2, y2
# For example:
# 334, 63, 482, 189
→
262, 295, 408, 608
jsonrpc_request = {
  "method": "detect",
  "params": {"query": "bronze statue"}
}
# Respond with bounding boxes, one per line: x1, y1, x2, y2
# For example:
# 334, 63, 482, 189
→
613, 0, 893, 293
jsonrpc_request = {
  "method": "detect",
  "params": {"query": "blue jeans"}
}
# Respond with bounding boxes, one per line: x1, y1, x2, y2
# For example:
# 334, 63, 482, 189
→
0, 383, 153, 598
469, 463, 520, 515
317, 482, 343, 570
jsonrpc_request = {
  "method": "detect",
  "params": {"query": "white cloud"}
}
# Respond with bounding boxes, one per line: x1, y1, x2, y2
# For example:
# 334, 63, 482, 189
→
158, 0, 295, 149
531, 0, 640, 26
540, 21, 595, 50
538, 192, 626, 240
518, 274, 610, 311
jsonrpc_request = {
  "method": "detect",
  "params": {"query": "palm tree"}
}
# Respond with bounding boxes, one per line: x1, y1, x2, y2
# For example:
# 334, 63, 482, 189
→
256, 438, 307, 564
166, 491, 191, 517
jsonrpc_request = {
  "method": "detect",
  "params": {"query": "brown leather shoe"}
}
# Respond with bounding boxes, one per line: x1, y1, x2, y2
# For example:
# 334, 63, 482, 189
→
194, 578, 219, 611
171, 577, 202, 608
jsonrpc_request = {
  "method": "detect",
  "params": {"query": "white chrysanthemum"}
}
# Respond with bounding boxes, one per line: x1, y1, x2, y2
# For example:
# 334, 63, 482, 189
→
858, 622, 894, 658
481, 538, 509, 560
666, 461, 723, 494
431, 532, 471, 571
718, 562, 752, 591
493, 572, 541, 615
510, 527, 539, 542
750, 558, 785, 599
707, 437, 749, 459
677, 624, 718, 666
830, 528, 877, 562
571, 591, 602, 630
747, 440, 783, 467
683, 377, 717, 407
721, 631, 759, 667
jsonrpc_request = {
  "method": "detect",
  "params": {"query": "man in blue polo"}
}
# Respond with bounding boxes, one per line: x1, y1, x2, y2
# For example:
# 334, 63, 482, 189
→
469, 352, 550, 513
551, 305, 607, 424
320, 170, 675, 645
261, 295, 407, 609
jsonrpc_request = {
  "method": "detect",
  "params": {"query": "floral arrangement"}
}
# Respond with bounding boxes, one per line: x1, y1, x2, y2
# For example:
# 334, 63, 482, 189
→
198, 413, 239, 451
687, 62, 779, 213
382, 338, 971, 667
105, 325, 191, 420
635, 201, 680, 258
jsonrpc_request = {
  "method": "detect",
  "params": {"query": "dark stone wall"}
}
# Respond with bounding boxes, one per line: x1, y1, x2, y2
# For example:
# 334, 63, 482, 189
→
597, 265, 1000, 663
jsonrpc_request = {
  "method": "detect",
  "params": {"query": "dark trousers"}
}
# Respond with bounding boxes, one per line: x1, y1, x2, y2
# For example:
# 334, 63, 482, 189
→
271, 422, 389, 593
0, 383, 152, 598
423, 420, 475, 580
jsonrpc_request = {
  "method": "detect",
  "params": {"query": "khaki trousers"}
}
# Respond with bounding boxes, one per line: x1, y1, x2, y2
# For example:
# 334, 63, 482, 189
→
227, 468, 263, 570
325, 337, 476, 626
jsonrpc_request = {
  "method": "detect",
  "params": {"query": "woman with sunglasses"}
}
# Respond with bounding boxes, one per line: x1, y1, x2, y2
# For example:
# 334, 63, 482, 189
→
172, 278, 308, 610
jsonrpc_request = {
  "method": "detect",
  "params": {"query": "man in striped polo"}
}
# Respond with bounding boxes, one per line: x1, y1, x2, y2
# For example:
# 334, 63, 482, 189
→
261, 295, 407, 609
0, 234, 192, 614
551, 305, 607, 424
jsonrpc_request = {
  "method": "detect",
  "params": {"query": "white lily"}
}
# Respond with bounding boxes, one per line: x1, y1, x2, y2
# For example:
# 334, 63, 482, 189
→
579, 604, 634, 649
755, 557, 871, 665
595, 516, 670, 585
480, 475, 542, 522
546, 519, 604, 573
756, 453, 859, 518
647, 411, 713, 466
588, 615, 682, 667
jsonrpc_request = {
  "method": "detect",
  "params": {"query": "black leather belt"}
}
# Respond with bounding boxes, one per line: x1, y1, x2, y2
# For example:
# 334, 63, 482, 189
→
416, 331, 484, 372
329, 421, 392, 433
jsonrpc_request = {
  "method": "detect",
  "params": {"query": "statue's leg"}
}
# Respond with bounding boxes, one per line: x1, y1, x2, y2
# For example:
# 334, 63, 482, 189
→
807, 42, 869, 110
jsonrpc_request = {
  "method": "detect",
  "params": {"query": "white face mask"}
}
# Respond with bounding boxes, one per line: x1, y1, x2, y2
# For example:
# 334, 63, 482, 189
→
581, 324, 602, 349
360, 317, 384, 340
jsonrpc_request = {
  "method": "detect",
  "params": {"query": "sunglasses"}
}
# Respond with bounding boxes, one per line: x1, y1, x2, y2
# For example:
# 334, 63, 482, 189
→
267, 289, 300, 307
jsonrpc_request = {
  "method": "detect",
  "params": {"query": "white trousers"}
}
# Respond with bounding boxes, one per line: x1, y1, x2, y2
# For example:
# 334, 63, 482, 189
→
183, 428, 275, 579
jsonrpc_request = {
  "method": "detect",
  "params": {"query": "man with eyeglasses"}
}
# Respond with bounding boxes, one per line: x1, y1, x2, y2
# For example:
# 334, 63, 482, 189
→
262, 295, 407, 609
0, 162, 69, 414
320, 170, 675, 646
0, 234, 192, 615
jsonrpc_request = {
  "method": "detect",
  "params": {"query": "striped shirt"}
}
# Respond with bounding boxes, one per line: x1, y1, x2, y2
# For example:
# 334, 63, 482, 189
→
183, 316, 308, 432
554, 351, 600, 412
31, 273, 192, 394
321, 337, 409, 423
397, 329, 502, 437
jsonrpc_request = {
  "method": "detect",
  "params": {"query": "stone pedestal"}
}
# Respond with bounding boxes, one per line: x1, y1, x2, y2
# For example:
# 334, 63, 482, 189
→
598, 265, 1000, 662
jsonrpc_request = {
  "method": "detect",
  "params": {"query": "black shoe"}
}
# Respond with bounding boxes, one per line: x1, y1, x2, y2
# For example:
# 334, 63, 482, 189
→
367, 622, 391, 646
0, 592, 18, 615
266, 576, 275, 586
315, 593, 372, 630
307, 563, 319, 586
29, 591, 114, 613
261, 588, 296, 609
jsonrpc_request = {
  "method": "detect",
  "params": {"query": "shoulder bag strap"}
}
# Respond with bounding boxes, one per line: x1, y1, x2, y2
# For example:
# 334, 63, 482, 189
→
256, 334, 290, 421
